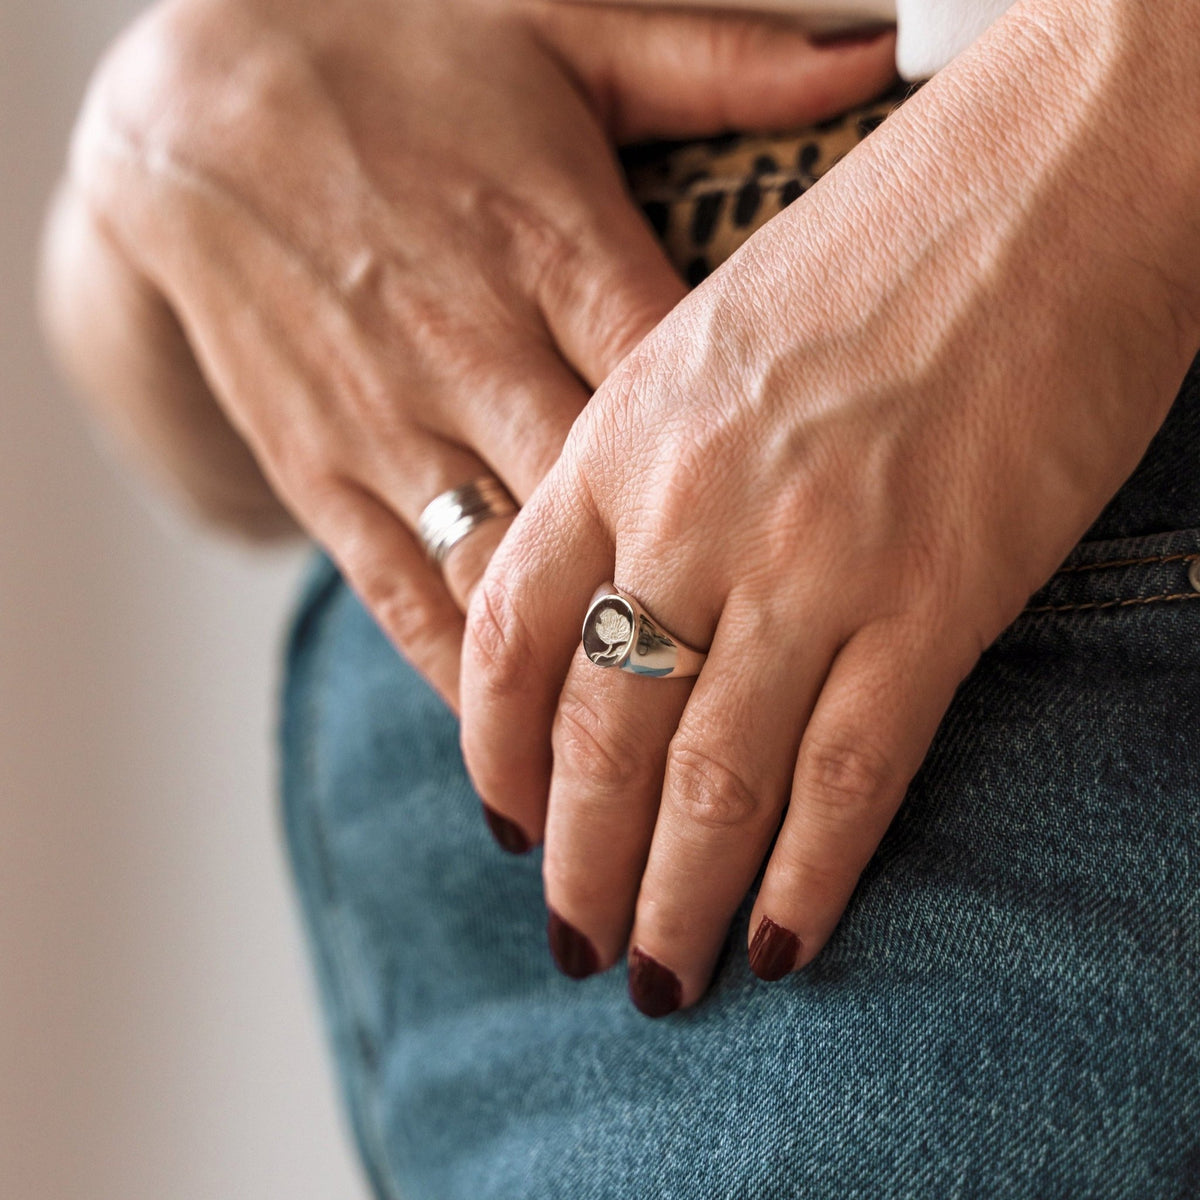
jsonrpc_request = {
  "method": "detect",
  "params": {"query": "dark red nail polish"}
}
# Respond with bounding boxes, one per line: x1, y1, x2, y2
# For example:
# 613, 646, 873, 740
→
748, 916, 801, 982
810, 24, 893, 48
547, 909, 600, 980
481, 804, 531, 855
628, 947, 682, 1018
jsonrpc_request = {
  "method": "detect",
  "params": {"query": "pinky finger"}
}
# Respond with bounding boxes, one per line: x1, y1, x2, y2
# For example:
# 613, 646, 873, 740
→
747, 615, 981, 980
307, 480, 466, 711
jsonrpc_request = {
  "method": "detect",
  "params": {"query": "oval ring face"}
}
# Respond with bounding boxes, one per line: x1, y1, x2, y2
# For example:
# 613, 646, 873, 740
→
582, 595, 637, 668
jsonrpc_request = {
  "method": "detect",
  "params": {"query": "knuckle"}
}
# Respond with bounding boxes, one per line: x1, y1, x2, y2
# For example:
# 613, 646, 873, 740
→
344, 547, 446, 655
90, 0, 224, 137
575, 277, 664, 377
541, 854, 612, 916
72, 0, 290, 232
311, 484, 455, 657
590, 296, 659, 377
255, 431, 333, 504
552, 693, 644, 792
567, 364, 643, 484
79, 0, 311, 195
463, 572, 535, 700
528, 225, 664, 377
700, 17, 764, 88
796, 734, 894, 824
666, 740, 765, 832
523, 213, 584, 298
371, 287, 466, 363
771, 841, 860, 920
371, 583, 448, 656
258, 443, 350, 532
586, 363, 640, 442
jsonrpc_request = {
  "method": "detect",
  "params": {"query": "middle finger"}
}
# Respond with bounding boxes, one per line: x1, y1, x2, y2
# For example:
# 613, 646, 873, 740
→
544, 643, 692, 977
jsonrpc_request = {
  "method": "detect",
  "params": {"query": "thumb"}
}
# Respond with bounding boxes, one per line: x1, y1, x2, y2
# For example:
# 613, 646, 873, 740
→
535, 6, 898, 142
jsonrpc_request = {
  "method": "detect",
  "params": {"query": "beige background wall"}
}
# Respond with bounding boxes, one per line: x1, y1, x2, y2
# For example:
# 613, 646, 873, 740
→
1, 3, 366, 1196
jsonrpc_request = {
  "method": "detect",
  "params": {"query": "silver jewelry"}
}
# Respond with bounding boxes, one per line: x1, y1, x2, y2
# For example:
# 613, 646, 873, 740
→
417, 476, 517, 565
581, 583, 707, 679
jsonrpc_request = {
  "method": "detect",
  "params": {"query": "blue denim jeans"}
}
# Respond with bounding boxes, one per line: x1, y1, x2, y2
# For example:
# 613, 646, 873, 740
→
280, 361, 1200, 1200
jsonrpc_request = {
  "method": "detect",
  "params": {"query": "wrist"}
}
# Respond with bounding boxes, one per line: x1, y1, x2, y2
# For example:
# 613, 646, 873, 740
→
984, 0, 1200, 349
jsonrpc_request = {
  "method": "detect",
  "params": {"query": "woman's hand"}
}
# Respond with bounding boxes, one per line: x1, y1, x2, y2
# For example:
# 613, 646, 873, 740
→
460, 0, 1200, 1009
40, 0, 897, 709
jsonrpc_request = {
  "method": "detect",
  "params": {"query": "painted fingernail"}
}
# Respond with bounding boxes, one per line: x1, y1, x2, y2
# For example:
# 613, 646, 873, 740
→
547, 909, 600, 980
481, 804, 531, 855
748, 916, 801, 982
628, 947, 682, 1018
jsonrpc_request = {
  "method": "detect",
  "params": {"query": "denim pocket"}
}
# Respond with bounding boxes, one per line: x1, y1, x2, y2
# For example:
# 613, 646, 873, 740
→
1019, 526, 1200, 619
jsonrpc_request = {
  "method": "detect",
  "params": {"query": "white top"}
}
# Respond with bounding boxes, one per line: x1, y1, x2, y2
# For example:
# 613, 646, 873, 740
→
881, 0, 1015, 79
595, 0, 1016, 79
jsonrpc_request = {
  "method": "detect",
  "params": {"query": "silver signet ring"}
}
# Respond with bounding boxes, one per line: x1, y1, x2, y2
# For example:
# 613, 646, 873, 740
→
581, 583, 707, 679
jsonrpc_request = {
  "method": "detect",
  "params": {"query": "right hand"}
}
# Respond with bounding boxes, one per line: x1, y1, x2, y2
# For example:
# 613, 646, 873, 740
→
43, 0, 897, 708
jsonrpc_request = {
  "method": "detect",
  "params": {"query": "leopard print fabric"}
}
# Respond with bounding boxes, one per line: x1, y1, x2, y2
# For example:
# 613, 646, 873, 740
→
620, 80, 919, 285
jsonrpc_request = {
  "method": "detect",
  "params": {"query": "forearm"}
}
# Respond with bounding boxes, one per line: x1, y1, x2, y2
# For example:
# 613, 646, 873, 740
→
39, 180, 297, 540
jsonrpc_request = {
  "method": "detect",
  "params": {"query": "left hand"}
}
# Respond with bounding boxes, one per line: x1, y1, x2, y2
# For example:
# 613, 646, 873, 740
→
460, 0, 1200, 1012
45, 0, 896, 710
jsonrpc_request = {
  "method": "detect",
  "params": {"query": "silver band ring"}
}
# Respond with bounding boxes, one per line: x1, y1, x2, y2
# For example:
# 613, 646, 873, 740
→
581, 583, 708, 679
417, 476, 517, 565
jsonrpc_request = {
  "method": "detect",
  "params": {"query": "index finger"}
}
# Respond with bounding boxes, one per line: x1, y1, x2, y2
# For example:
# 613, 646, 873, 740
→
459, 480, 612, 851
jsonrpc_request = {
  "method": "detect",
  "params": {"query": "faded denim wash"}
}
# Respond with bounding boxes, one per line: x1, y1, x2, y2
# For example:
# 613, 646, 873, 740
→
280, 359, 1200, 1200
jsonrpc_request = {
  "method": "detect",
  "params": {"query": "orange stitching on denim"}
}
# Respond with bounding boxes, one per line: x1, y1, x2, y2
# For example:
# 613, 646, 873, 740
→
1054, 550, 1199, 574
1023, 591, 1200, 615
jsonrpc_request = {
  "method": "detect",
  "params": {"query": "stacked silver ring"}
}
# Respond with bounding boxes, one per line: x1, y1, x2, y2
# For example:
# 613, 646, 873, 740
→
417, 476, 517, 564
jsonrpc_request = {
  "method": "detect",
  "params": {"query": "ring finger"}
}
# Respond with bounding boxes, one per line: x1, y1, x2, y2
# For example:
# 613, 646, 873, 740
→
543, 639, 693, 977
303, 433, 516, 709
364, 349, 594, 612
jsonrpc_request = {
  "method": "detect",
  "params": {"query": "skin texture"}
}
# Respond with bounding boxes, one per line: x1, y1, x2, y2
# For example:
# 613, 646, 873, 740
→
458, 0, 1200, 1014
38, 0, 897, 709
42, 0, 1200, 1017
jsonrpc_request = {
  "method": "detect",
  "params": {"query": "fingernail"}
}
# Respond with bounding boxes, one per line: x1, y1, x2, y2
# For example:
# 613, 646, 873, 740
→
628, 947, 682, 1018
748, 916, 801, 982
481, 804, 531, 855
810, 24, 893, 48
547, 909, 600, 980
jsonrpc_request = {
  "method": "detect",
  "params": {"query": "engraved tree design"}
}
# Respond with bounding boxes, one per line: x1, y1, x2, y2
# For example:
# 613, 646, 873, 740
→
592, 607, 633, 663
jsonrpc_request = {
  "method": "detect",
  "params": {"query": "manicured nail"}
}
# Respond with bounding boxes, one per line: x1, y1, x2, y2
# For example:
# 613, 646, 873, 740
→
748, 916, 801, 982
810, 24, 893, 48
547, 909, 600, 980
628, 947, 682, 1018
481, 804, 530, 855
